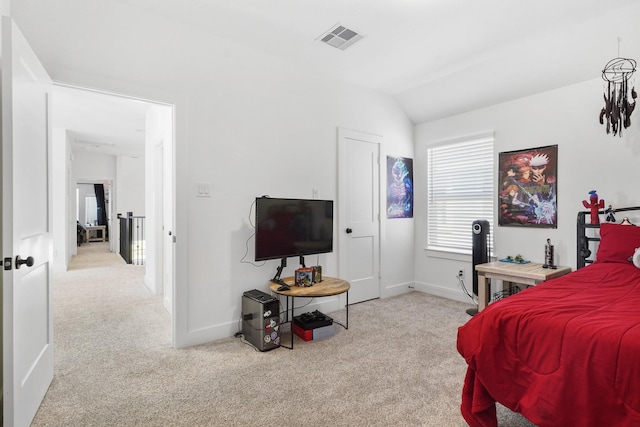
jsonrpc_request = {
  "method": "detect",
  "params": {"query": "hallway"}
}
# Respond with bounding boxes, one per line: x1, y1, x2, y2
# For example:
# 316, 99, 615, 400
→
32, 242, 170, 425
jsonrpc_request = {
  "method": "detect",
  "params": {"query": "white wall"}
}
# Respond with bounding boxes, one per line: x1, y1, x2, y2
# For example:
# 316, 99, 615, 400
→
176, 62, 414, 347
13, 2, 415, 347
381, 140, 416, 297
73, 151, 116, 182
51, 128, 70, 271
414, 78, 640, 303
116, 156, 145, 216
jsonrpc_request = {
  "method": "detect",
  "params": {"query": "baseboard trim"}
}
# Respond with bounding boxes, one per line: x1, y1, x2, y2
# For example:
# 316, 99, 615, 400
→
382, 281, 414, 298
412, 280, 475, 305
53, 262, 68, 273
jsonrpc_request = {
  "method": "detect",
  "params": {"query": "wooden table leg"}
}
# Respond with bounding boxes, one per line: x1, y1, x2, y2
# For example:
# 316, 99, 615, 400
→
478, 274, 489, 312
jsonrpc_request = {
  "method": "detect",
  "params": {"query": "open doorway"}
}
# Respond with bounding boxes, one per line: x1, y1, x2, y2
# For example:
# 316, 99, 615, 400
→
51, 84, 175, 333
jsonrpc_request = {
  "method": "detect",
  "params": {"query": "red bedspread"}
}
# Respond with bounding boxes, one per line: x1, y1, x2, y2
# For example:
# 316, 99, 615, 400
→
457, 262, 640, 427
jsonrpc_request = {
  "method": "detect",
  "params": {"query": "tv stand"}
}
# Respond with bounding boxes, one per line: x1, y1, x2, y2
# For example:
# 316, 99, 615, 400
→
269, 256, 316, 290
272, 257, 287, 283
269, 276, 350, 349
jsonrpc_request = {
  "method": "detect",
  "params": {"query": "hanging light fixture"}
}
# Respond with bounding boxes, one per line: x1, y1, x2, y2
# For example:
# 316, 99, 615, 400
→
599, 38, 637, 137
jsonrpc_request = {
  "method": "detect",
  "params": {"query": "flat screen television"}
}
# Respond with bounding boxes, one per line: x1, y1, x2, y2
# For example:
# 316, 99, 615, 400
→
255, 197, 334, 262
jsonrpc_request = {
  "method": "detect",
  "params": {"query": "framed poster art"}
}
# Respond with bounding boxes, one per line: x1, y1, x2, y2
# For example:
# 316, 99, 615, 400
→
386, 156, 413, 218
498, 145, 558, 228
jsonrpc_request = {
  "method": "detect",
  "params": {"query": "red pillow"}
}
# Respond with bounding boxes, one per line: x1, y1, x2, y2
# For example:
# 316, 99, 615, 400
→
596, 223, 640, 263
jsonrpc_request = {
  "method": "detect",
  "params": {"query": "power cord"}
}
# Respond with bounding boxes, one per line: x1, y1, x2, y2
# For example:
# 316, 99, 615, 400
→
239, 232, 266, 267
458, 274, 477, 305
239, 198, 266, 267
234, 314, 243, 338
234, 313, 281, 351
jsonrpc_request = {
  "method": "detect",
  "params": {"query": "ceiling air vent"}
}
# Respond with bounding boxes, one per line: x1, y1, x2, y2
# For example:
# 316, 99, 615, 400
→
318, 24, 363, 50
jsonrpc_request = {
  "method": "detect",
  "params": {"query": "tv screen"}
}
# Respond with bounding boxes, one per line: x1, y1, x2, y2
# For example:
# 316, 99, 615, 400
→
255, 197, 334, 262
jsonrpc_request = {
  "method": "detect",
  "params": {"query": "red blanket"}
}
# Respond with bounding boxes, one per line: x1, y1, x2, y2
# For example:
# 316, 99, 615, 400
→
457, 262, 640, 427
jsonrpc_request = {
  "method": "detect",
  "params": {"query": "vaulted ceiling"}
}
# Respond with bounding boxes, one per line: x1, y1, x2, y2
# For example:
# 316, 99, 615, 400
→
12, 0, 640, 152
109, 0, 640, 124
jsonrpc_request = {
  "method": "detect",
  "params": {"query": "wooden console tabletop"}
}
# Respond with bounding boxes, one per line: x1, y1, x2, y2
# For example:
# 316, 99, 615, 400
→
268, 276, 349, 297
475, 262, 571, 312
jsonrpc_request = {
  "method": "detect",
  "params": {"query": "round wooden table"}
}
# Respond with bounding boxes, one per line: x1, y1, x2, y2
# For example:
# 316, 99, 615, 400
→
269, 276, 349, 348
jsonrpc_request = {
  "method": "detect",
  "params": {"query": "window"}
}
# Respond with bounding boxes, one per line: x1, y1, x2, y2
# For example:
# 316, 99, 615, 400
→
427, 133, 494, 254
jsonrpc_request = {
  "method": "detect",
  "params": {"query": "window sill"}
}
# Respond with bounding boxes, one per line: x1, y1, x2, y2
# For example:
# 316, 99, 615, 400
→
425, 248, 471, 262
425, 248, 495, 263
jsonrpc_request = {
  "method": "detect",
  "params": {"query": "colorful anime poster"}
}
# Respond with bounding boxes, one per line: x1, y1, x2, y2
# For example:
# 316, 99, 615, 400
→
498, 145, 558, 228
386, 156, 413, 219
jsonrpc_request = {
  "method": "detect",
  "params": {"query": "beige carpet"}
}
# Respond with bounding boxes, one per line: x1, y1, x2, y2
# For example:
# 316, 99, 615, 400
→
31, 242, 534, 426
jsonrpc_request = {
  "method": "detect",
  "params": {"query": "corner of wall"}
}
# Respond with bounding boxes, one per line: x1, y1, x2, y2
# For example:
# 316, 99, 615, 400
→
382, 281, 415, 299
412, 279, 474, 305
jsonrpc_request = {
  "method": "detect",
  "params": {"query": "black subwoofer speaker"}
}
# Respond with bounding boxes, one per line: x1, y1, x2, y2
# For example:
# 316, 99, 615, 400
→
471, 219, 490, 297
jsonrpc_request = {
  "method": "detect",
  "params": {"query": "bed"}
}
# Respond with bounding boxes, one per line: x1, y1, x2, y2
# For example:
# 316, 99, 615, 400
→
457, 206, 640, 427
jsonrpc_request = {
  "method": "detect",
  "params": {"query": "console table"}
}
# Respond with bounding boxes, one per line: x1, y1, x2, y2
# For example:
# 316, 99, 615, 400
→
475, 262, 571, 312
85, 225, 106, 242
269, 276, 349, 349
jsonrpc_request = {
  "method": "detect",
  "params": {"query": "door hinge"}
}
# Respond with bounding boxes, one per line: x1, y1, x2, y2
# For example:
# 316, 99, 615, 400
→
4, 257, 12, 270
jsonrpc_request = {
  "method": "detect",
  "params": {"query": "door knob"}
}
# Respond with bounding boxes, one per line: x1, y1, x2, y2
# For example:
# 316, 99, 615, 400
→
346, 228, 353, 234
15, 255, 34, 269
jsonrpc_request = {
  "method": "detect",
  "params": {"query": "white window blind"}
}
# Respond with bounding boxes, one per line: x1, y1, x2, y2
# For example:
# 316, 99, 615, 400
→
427, 134, 494, 254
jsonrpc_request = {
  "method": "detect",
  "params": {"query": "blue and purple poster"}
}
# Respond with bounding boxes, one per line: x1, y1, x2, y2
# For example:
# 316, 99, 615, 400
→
387, 156, 413, 219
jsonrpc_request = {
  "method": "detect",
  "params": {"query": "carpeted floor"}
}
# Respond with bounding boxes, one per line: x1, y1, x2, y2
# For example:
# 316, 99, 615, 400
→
31, 242, 534, 426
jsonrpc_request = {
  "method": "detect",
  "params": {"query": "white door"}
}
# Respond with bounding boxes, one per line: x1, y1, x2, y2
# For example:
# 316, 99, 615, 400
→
1, 17, 54, 427
338, 128, 381, 304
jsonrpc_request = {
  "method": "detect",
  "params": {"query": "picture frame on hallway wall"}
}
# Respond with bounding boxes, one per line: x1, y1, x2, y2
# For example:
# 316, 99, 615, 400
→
386, 156, 413, 219
498, 145, 558, 228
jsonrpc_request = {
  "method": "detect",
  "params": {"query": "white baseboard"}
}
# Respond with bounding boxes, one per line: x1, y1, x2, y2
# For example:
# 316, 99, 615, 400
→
411, 280, 476, 305
53, 263, 68, 274
382, 281, 414, 298
144, 275, 163, 296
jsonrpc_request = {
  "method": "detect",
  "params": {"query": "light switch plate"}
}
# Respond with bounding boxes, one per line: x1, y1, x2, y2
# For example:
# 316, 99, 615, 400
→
196, 182, 211, 197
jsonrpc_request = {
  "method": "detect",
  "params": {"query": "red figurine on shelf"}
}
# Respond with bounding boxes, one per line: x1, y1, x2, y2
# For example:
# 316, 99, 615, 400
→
582, 190, 604, 224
